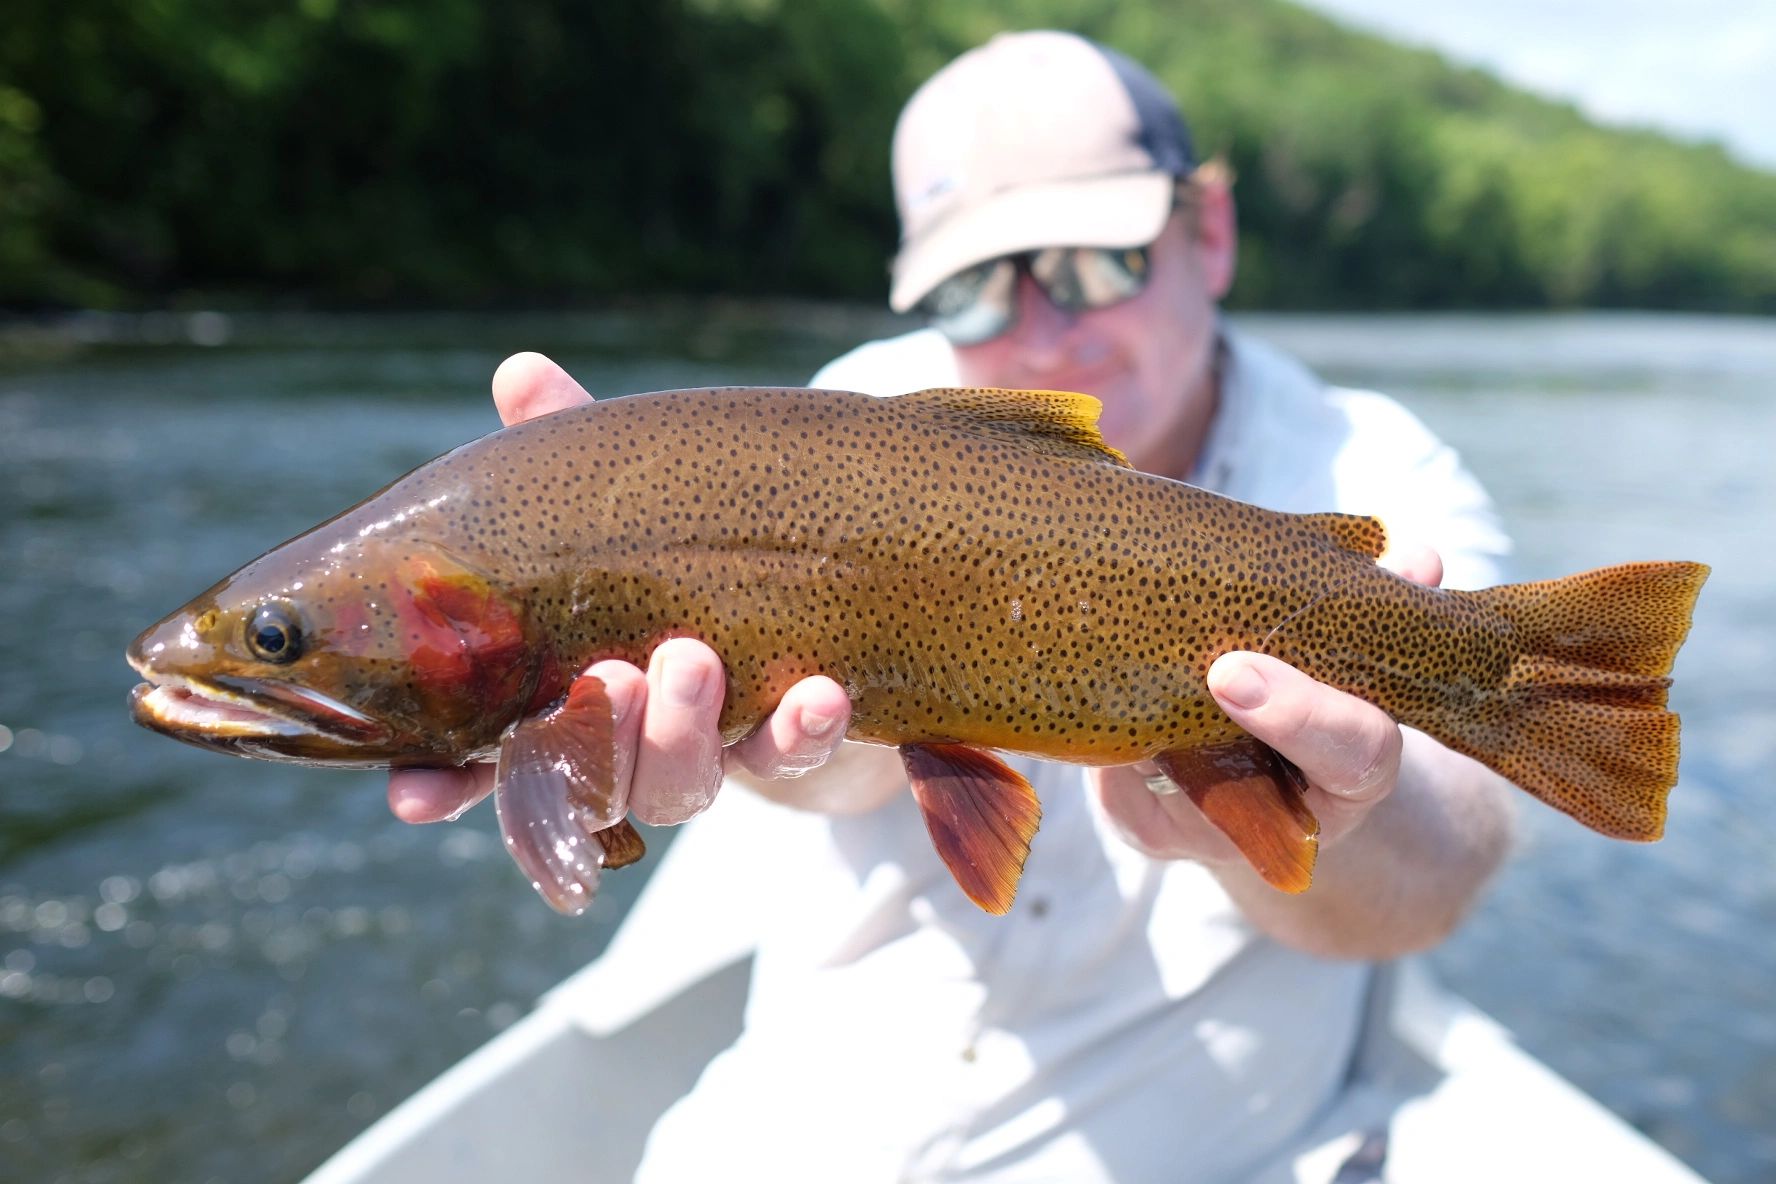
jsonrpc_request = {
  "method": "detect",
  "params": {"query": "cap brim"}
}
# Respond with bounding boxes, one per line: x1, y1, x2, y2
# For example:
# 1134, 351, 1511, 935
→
889, 172, 1175, 313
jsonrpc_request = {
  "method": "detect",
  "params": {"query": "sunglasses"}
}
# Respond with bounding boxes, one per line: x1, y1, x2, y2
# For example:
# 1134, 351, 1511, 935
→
916, 244, 1153, 347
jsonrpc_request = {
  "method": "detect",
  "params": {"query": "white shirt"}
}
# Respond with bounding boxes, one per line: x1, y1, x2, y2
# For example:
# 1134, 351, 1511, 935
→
632, 326, 1510, 1183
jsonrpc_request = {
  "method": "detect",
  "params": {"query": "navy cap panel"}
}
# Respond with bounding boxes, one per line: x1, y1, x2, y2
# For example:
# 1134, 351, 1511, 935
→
1096, 43, 1196, 175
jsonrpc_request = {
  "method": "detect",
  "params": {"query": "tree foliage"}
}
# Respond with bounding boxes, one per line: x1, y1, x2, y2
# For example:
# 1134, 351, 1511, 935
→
3, 0, 1773, 310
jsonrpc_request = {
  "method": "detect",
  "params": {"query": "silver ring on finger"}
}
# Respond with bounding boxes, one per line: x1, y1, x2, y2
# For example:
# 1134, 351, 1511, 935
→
1144, 772, 1181, 796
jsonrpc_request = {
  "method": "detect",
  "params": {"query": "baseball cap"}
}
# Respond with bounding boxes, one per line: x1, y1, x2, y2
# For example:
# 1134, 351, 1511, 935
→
889, 30, 1196, 313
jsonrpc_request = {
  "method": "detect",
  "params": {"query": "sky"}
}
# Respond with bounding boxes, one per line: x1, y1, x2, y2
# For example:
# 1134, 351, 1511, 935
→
1296, 0, 1776, 170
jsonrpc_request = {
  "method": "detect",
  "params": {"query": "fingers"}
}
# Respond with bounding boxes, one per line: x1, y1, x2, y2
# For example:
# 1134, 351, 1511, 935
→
626, 644, 856, 821
388, 763, 496, 824
388, 635, 852, 829
727, 675, 851, 781
1207, 652, 1402, 840
629, 638, 728, 825
490, 352, 594, 427
1091, 764, 1243, 864
578, 659, 649, 823
1379, 541, 1443, 588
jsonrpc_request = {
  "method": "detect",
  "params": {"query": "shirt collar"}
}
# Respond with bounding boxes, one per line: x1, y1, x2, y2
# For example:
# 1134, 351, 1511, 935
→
1188, 327, 1246, 494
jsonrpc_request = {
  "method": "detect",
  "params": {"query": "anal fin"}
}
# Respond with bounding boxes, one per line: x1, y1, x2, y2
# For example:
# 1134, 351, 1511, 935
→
1153, 739, 1320, 893
901, 743, 1042, 915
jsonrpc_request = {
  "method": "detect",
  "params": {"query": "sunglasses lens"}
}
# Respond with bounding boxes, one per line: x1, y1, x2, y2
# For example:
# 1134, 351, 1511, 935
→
1032, 246, 1150, 312
920, 258, 1017, 346
920, 246, 1151, 345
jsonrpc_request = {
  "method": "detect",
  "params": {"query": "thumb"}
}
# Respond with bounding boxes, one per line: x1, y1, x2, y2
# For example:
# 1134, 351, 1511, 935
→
1207, 651, 1401, 806
491, 352, 594, 426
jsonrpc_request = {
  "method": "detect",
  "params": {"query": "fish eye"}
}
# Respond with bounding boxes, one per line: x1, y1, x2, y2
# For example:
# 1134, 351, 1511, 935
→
246, 605, 304, 664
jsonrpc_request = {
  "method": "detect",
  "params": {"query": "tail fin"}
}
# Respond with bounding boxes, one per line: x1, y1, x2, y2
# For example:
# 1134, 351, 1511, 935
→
1454, 562, 1708, 840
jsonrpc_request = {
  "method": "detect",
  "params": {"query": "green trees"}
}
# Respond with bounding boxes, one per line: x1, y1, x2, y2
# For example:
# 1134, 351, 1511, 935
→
1054, 0, 1776, 309
2, 0, 1772, 311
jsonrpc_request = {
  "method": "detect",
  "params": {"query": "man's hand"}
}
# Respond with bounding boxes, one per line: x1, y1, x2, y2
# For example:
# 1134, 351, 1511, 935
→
1095, 543, 1443, 865
386, 353, 860, 828
1091, 542, 1509, 959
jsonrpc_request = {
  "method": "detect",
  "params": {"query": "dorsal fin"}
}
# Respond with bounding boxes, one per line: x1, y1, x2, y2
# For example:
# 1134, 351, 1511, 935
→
899, 387, 1130, 467
1299, 511, 1388, 560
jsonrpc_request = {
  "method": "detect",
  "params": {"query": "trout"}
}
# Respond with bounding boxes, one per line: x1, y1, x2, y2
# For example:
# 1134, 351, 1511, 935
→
128, 386, 1708, 915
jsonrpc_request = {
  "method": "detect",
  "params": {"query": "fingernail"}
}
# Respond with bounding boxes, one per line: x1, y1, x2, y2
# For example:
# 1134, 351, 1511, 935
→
660, 656, 711, 707
800, 706, 840, 738
1213, 659, 1269, 711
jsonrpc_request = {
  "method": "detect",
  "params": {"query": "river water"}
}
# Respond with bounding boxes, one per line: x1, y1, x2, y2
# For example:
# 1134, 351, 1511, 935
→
1, 308, 1771, 1183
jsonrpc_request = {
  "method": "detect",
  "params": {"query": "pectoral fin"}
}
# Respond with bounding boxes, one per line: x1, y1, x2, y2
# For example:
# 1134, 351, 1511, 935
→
493, 671, 635, 916
1153, 740, 1320, 893
901, 743, 1042, 915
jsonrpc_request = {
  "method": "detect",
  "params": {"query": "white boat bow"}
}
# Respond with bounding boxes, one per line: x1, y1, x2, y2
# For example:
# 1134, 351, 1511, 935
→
302, 794, 1710, 1183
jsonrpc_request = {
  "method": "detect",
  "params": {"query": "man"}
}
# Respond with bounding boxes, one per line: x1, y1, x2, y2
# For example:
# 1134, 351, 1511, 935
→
391, 31, 1515, 1181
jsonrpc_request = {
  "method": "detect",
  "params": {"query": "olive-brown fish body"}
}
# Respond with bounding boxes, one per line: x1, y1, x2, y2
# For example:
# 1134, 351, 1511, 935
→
129, 385, 1707, 914
495, 388, 1479, 766
384, 385, 1698, 844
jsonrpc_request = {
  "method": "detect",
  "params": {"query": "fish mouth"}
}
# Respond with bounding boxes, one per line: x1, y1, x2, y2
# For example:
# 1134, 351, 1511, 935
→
128, 660, 392, 751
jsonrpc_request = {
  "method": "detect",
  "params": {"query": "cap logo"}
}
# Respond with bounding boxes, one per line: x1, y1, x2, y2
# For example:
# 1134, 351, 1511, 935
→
908, 173, 961, 217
